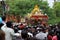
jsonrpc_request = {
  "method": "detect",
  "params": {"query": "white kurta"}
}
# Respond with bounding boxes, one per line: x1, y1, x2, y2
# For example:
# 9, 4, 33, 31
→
36, 32, 47, 40
1, 25, 14, 40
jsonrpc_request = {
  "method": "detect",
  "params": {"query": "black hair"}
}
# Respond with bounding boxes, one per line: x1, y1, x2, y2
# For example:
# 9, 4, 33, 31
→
21, 30, 28, 39
57, 22, 60, 28
6, 21, 12, 28
28, 37, 39, 40
2, 16, 6, 21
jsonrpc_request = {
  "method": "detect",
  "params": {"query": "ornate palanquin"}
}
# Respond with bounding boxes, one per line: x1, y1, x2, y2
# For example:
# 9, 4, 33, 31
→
26, 5, 48, 25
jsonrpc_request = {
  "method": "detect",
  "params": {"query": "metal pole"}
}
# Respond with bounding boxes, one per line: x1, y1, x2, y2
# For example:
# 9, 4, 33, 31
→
1, 0, 6, 16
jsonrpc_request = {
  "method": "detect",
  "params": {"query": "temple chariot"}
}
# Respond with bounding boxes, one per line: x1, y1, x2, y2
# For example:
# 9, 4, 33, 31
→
26, 5, 48, 26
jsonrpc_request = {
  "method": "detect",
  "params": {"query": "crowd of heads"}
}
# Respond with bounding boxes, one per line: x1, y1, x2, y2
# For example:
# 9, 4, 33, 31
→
0, 16, 60, 40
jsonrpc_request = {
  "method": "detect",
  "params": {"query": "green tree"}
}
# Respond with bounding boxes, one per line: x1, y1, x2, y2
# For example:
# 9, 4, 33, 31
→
54, 2, 60, 17
6, 0, 50, 16
5, 0, 58, 24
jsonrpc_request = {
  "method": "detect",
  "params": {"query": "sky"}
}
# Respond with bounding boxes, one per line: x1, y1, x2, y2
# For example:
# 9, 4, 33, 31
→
47, 0, 54, 8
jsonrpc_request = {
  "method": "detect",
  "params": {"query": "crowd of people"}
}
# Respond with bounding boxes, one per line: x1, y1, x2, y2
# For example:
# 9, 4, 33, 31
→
0, 16, 60, 40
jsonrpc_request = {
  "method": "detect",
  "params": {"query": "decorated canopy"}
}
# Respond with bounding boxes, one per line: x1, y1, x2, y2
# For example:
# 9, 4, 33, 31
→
27, 5, 48, 20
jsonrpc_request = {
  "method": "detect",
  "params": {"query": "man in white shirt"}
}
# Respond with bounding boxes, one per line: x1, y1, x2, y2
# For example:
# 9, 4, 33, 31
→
1, 21, 20, 40
35, 28, 47, 40
1, 16, 14, 40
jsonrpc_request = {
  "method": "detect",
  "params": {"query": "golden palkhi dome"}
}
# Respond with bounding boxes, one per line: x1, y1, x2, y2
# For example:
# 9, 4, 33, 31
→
31, 5, 44, 16
26, 5, 44, 18
31, 5, 40, 14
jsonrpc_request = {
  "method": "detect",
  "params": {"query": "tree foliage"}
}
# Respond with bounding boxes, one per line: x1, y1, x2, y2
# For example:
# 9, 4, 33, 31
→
49, 2, 60, 24
54, 2, 60, 17
6, 0, 50, 16
0, 0, 59, 24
